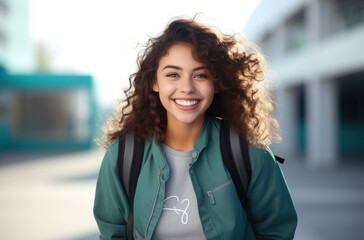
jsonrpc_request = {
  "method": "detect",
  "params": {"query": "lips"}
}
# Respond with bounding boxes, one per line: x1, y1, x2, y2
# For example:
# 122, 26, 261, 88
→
173, 98, 201, 111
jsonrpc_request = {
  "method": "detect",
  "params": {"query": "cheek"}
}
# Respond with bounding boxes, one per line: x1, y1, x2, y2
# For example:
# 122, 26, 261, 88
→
158, 82, 176, 95
157, 86, 173, 103
203, 82, 216, 98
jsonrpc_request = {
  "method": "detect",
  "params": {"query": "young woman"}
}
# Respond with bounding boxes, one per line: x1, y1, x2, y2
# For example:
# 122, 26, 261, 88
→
94, 18, 297, 240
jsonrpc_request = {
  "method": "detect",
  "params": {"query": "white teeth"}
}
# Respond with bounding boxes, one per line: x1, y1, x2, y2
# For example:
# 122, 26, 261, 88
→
175, 99, 199, 106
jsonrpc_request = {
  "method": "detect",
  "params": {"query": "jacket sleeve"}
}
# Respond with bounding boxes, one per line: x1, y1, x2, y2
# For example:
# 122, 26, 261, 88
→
93, 141, 130, 240
247, 146, 298, 240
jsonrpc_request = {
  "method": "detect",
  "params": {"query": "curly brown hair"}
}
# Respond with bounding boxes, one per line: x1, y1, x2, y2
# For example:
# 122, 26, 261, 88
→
101, 17, 281, 149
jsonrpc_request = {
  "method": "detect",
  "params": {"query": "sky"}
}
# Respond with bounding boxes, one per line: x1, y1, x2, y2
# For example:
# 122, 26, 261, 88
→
30, 0, 262, 107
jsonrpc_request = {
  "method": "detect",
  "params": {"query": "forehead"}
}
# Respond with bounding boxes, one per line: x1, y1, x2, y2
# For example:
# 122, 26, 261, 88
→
158, 43, 203, 67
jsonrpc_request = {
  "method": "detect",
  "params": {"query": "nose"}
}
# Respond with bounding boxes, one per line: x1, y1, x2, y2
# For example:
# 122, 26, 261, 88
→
179, 76, 195, 94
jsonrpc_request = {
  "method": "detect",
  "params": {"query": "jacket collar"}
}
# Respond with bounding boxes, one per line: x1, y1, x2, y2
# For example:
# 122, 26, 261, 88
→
151, 115, 213, 170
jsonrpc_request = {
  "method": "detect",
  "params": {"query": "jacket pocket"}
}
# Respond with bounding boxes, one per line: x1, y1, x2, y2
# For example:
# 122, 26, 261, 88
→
206, 179, 233, 205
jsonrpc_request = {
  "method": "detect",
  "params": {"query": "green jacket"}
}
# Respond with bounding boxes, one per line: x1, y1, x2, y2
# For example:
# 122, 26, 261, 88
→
93, 116, 297, 240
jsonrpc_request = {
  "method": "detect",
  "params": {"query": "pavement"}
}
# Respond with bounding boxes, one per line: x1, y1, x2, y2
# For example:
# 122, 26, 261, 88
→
0, 150, 363, 240
281, 155, 364, 240
0, 150, 102, 240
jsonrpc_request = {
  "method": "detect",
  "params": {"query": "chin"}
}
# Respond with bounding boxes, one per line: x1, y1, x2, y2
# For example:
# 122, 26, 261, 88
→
174, 115, 205, 126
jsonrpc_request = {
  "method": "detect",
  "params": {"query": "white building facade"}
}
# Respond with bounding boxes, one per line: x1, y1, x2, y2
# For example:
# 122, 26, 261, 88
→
0, 0, 33, 73
244, 0, 364, 167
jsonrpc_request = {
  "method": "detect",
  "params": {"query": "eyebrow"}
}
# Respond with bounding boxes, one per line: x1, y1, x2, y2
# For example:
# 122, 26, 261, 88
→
162, 65, 208, 71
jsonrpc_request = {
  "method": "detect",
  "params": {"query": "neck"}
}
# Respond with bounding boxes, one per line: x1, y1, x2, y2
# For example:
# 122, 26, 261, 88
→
164, 117, 205, 152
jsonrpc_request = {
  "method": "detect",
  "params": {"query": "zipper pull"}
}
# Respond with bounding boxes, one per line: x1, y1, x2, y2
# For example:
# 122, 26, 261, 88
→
207, 191, 216, 205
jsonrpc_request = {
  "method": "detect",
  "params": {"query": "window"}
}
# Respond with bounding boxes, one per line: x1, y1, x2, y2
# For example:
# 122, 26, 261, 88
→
331, 0, 364, 33
11, 89, 91, 141
285, 8, 307, 52
261, 30, 280, 58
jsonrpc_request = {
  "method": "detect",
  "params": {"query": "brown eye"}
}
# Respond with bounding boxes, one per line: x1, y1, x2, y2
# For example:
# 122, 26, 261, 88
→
195, 74, 207, 79
166, 73, 179, 78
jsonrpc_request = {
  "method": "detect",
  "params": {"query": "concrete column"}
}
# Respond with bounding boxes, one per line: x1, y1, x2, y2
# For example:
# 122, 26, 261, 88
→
320, 0, 337, 37
276, 23, 287, 57
306, 0, 322, 42
305, 78, 338, 167
275, 87, 299, 156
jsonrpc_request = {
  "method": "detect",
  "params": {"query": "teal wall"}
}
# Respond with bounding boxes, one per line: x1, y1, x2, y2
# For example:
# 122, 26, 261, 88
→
338, 124, 364, 157
0, 73, 98, 152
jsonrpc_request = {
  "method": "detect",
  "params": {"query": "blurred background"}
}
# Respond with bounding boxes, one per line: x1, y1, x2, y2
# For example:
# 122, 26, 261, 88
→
0, 0, 363, 239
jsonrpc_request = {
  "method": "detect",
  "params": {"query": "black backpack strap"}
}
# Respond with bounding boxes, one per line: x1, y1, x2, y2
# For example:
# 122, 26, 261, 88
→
220, 121, 251, 208
275, 155, 285, 164
117, 132, 145, 240
229, 126, 251, 195
120, 132, 135, 198
220, 121, 259, 239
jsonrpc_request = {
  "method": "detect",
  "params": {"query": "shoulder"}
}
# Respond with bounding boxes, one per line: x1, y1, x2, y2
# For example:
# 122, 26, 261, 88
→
248, 144, 277, 174
248, 144, 275, 160
246, 144, 287, 196
106, 140, 120, 157
101, 140, 120, 169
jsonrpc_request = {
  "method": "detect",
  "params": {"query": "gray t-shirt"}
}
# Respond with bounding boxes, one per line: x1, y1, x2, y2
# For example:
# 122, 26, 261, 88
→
152, 144, 206, 240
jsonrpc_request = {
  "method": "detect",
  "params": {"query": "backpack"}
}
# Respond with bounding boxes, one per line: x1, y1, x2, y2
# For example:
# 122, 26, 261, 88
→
117, 121, 284, 239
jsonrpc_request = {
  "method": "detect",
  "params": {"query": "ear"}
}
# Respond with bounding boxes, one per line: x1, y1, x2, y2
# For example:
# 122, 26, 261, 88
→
152, 79, 159, 92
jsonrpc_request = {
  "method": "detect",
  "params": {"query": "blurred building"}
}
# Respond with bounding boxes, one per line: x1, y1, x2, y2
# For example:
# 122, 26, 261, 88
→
0, 0, 33, 73
0, 0, 98, 153
0, 74, 97, 152
0, 0, 7, 72
244, 0, 364, 167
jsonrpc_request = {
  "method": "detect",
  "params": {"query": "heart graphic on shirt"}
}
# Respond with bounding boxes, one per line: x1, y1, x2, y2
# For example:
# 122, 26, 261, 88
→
163, 195, 190, 224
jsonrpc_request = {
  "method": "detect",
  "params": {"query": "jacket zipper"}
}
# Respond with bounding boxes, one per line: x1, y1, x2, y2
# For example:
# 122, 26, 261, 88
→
206, 179, 233, 205
144, 171, 161, 238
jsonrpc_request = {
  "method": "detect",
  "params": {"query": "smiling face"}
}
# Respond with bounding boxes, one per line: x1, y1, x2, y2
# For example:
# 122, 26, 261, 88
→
153, 43, 215, 128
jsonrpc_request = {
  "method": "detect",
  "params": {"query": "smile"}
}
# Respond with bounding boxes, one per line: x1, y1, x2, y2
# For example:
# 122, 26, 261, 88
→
174, 99, 199, 106
173, 98, 201, 111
